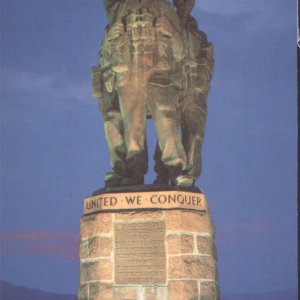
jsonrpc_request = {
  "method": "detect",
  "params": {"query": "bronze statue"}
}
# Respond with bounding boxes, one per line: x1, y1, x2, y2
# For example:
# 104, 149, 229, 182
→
154, 0, 214, 186
92, 0, 213, 188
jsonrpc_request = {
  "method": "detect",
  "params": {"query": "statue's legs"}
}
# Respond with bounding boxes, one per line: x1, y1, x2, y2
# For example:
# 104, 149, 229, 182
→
99, 88, 127, 186
153, 91, 207, 185
153, 143, 169, 184
181, 91, 207, 179
147, 83, 187, 183
116, 70, 148, 185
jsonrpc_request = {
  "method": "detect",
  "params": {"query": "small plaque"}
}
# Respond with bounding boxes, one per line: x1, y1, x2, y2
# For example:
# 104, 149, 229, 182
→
114, 221, 166, 284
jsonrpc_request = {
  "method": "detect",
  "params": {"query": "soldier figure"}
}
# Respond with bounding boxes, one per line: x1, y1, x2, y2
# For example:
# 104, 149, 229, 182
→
93, 0, 189, 186
154, 0, 214, 186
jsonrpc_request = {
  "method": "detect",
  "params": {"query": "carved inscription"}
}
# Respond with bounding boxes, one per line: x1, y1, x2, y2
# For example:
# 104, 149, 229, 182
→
84, 191, 207, 214
114, 221, 166, 284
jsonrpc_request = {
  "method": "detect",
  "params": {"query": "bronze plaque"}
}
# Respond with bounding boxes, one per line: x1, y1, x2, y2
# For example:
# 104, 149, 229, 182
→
114, 221, 166, 284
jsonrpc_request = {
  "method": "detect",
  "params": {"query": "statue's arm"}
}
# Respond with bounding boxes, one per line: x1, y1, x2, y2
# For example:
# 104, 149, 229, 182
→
196, 30, 214, 92
104, 0, 124, 13
154, 4, 185, 61
92, 25, 112, 99
154, 2, 181, 36
91, 67, 104, 99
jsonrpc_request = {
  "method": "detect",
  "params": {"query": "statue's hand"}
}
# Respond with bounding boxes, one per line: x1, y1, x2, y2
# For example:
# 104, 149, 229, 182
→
91, 67, 103, 99
196, 71, 210, 93
107, 22, 124, 40
155, 17, 174, 37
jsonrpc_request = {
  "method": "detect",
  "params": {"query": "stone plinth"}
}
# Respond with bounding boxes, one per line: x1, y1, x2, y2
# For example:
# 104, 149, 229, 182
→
78, 189, 219, 300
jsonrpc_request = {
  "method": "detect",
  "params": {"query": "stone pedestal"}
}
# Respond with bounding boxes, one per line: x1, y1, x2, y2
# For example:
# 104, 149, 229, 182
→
78, 189, 219, 300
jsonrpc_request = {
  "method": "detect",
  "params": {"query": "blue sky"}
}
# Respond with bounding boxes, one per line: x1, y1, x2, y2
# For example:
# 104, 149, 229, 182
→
0, 0, 298, 297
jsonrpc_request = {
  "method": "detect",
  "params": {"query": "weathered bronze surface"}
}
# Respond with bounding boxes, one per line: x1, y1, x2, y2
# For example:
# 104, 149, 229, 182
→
92, 0, 214, 188
114, 221, 166, 284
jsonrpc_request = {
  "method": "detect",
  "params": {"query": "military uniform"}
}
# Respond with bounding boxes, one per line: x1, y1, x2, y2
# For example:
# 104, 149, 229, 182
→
180, 16, 213, 179
154, 14, 214, 184
96, 0, 188, 184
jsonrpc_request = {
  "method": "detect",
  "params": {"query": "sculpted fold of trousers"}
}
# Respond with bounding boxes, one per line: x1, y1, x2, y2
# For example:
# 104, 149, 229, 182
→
147, 83, 187, 170
154, 89, 207, 179
181, 91, 207, 178
99, 87, 127, 176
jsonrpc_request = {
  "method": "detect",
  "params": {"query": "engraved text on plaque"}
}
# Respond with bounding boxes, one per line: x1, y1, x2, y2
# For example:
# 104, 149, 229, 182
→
114, 221, 166, 284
